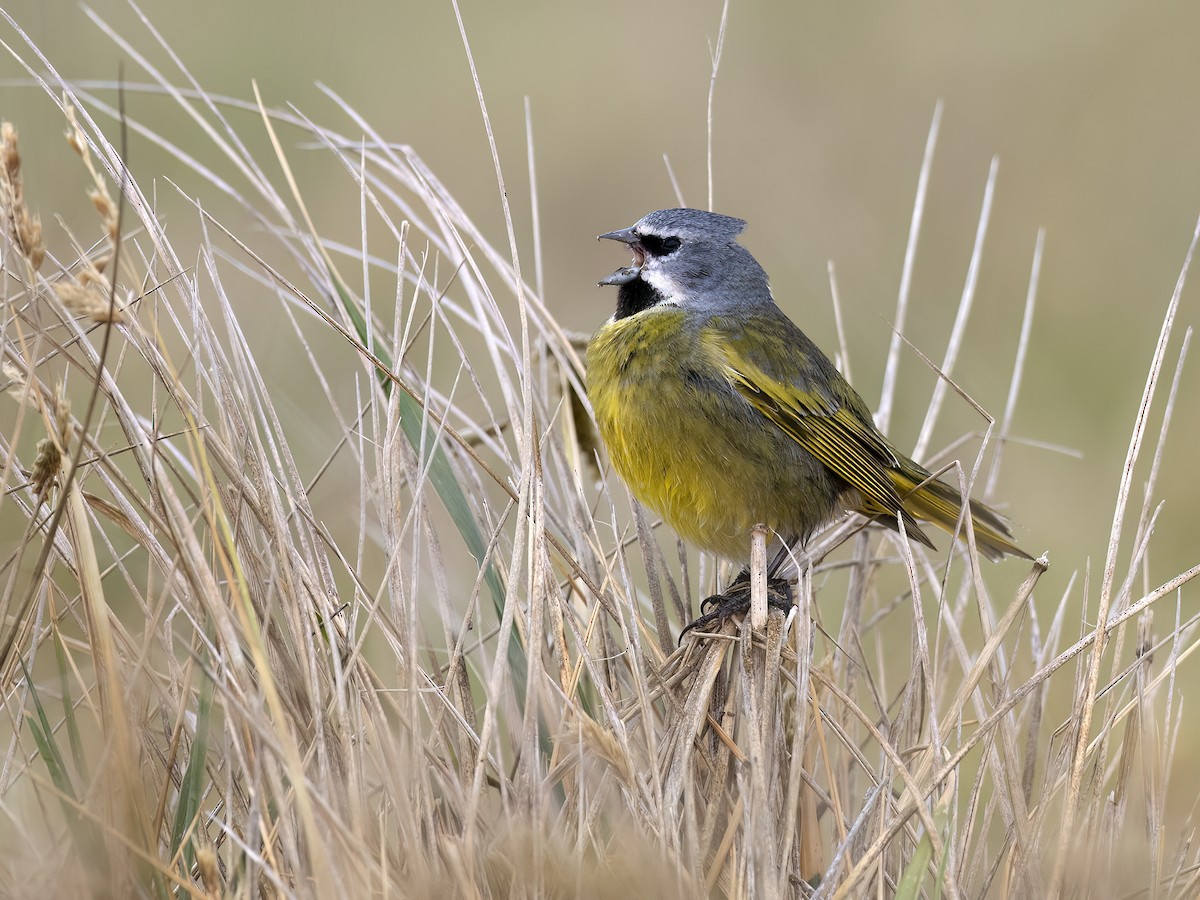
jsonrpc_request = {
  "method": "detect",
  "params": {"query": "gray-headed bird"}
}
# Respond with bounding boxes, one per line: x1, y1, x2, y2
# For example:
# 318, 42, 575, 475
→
586, 208, 1030, 637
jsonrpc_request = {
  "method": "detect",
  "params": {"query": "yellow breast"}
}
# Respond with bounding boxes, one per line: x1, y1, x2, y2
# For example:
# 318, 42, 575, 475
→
586, 309, 770, 559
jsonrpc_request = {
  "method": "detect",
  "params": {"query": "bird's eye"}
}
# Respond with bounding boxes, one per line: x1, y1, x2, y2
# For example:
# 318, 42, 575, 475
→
639, 234, 683, 257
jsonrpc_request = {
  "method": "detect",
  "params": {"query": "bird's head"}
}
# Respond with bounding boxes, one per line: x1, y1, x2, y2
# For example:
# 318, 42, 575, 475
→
597, 208, 769, 320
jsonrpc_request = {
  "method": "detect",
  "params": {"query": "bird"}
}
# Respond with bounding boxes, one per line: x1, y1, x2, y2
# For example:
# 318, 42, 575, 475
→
586, 208, 1030, 637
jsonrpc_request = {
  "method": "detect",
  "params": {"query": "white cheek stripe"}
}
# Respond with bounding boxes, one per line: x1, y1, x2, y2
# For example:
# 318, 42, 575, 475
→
641, 266, 688, 307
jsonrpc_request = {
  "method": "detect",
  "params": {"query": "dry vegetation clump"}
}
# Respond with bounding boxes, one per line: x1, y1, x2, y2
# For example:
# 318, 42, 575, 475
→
2, 12, 1199, 900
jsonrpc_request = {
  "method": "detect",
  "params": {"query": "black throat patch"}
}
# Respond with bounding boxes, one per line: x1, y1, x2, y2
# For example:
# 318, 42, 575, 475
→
615, 276, 664, 320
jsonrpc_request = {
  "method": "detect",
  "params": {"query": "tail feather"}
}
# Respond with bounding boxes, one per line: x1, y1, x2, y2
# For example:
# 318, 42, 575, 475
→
888, 466, 1031, 562
872, 511, 938, 551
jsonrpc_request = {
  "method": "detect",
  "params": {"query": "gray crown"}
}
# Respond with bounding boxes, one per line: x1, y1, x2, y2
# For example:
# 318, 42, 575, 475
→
636, 208, 747, 241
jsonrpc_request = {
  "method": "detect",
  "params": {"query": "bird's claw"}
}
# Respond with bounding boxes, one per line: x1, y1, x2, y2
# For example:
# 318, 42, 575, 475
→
680, 577, 794, 643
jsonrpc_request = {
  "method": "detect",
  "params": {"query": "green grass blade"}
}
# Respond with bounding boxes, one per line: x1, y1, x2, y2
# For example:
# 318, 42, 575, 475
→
52, 630, 87, 782
22, 659, 76, 800
169, 654, 216, 872
895, 800, 950, 900
22, 660, 108, 877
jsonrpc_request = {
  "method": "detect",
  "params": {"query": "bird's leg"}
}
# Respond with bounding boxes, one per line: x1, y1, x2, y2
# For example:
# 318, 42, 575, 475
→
680, 574, 793, 642
699, 568, 750, 613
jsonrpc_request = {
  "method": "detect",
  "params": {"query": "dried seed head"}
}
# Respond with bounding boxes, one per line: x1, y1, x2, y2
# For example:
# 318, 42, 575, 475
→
53, 280, 125, 324
77, 259, 107, 286
53, 382, 71, 445
13, 207, 44, 270
577, 714, 634, 787
88, 185, 118, 243
195, 847, 220, 897
1, 121, 18, 180
89, 187, 113, 221
2, 360, 39, 408
64, 102, 87, 159
30, 436, 62, 499
3, 359, 26, 394
0, 120, 46, 271
63, 105, 120, 246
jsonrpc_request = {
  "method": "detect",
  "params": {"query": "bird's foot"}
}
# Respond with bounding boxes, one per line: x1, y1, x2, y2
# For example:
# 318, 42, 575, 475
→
680, 575, 793, 642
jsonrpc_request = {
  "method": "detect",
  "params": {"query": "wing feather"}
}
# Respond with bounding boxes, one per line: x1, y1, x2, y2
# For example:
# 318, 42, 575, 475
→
698, 314, 1025, 559
708, 328, 931, 542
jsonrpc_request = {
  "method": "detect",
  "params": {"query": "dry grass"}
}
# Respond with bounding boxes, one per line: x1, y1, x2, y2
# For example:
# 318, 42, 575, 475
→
2, 9, 1200, 899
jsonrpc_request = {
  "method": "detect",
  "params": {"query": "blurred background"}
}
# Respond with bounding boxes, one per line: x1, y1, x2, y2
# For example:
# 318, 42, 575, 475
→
4, 1, 1198, 672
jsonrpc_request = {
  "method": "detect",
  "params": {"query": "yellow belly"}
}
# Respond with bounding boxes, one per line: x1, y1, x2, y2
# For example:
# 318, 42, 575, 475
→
586, 309, 839, 560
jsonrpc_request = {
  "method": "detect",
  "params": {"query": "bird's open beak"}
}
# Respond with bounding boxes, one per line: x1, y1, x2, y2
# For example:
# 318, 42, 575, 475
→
598, 266, 640, 286
598, 224, 644, 286
597, 226, 638, 244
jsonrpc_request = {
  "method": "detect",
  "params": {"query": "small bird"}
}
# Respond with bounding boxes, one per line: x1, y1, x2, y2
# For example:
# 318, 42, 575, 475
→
587, 208, 1029, 635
